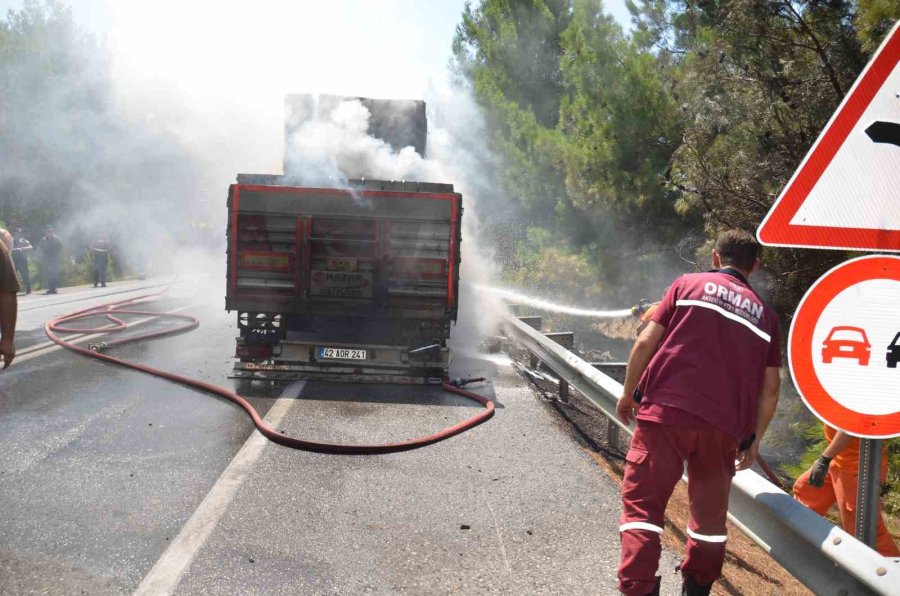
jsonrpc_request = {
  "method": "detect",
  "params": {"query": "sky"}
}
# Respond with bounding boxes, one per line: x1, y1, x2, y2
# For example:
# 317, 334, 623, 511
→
0, 1, 633, 102
0, 0, 635, 181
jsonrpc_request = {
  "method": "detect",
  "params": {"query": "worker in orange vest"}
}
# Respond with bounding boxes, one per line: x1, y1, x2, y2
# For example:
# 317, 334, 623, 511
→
793, 424, 899, 556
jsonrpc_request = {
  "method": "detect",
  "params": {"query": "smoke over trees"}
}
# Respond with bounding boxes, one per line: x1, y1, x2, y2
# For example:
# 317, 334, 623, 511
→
453, 0, 900, 315
0, 0, 109, 229
0, 0, 202, 282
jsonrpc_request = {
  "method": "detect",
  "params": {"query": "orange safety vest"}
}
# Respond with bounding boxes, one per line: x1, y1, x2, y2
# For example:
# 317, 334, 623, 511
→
824, 424, 888, 473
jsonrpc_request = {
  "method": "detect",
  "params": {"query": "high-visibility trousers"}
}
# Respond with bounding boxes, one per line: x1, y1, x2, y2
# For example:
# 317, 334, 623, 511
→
793, 463, 900, 556
618, 420, 737, 596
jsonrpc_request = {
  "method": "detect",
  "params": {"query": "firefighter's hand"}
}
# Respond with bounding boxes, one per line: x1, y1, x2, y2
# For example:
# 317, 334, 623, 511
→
808, 456, 832, 488
0, 336, 14, 369
616, 393, 638, 426
736, 439, 759, 471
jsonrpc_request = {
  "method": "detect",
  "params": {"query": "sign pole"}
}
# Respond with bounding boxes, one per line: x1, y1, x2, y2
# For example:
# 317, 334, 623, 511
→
855, 438, 883, 548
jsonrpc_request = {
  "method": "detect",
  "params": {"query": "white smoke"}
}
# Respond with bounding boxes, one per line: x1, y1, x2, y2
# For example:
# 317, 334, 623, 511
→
281, 87, 507, 353
425, 86, 507, 353
284, 98, 439, 185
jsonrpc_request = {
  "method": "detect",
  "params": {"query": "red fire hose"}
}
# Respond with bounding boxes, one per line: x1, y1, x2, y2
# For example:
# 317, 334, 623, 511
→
45, 292, 494, 455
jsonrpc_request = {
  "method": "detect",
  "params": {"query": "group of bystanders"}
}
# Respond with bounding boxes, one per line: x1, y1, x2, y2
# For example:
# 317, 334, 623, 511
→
0, 226, 114, 369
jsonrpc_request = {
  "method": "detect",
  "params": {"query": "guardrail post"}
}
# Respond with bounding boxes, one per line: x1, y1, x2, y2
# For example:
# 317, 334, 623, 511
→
559, 379, 569, 402
856, 438, 883, 548
543, 331, 574, 350
529, 352, 539, 369
606, 418, 620, 450
518, 316, 543, 330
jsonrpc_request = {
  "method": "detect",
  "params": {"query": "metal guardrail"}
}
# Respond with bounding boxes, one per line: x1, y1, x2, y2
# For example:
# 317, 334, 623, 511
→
502, 312, 899, 596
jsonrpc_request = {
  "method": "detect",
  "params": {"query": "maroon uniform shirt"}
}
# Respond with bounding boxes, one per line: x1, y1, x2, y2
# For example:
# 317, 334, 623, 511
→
635, 269, 781, 441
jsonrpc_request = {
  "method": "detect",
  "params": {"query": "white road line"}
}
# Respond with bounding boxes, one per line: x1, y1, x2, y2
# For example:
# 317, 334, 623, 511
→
19, 280, 170, 312
134, 381, 305, 596
14, 303, 199, 365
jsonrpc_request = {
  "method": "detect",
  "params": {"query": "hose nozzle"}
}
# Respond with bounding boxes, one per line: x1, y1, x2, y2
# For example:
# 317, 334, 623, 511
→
631, 299, 650, 317
450, 377, 486, 388
88, 342, 108, 353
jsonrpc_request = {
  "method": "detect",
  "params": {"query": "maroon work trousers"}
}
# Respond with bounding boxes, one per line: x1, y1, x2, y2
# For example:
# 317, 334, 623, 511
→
618, 420, 738, 596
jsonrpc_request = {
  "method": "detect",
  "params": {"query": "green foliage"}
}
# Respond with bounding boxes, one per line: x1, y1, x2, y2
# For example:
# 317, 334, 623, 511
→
454, 0, 573, 228
885, 442, 900, 516
626, 0, 894, 315
458, 0, 897, 311
453, 1, 900, 515
856, 0, 900, 52
502, 227, 612, 331
505, 227, 603, 299
780, 419, 828, 481
0, 0, 109, 229
454, 0, 696, 305
63, 250, 95, 287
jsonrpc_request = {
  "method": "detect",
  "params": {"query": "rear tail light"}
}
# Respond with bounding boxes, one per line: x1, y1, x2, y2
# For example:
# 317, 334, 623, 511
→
236, 345, 274, 359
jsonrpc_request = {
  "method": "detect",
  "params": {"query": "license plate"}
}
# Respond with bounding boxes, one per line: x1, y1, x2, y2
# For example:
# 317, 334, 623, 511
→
319, 347, 367, 360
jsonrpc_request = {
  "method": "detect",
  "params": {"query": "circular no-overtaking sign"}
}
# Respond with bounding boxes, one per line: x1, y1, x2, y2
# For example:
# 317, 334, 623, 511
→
790, 255, 900, 438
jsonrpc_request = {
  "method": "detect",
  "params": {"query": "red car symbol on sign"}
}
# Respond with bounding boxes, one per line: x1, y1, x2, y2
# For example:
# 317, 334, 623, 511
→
822, 326, 871, 366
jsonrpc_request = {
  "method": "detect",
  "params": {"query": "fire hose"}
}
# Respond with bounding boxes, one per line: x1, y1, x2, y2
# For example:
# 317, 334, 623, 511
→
45, 291, 494, 455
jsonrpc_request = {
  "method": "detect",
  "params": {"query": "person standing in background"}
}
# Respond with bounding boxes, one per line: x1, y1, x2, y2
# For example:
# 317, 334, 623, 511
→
0, 239, 20, 367
40, 227, 63, 295
90, 236, 109, 288
11, 228, 33, 294
793, 425, 900, 556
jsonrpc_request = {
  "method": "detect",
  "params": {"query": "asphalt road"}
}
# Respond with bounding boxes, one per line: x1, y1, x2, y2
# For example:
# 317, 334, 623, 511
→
0, 279, 683, 595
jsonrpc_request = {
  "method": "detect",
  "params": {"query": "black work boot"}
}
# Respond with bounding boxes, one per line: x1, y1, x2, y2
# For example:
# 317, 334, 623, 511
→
681, 575, 712, 596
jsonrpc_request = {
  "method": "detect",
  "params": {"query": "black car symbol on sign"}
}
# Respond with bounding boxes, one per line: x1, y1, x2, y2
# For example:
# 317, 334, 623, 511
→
888, 332, 900, 369
865, 121, 900, 148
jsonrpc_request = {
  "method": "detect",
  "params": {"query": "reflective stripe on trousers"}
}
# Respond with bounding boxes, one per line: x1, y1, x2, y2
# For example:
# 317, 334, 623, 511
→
620, 522, 664, 534
686, 528, 728, 543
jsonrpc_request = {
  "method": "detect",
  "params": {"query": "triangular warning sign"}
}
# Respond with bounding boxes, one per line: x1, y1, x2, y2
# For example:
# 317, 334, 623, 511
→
758, 21, 900, 252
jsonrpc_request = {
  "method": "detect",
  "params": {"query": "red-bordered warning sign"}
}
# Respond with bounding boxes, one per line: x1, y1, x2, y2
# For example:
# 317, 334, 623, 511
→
790, 255, 900, 437
758, 21, 900, 252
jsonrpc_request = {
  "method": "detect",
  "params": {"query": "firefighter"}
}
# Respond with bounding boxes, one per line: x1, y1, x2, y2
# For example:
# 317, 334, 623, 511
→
11, 228, 33, 294
793, 425, 900, 556
90, 236, 109, 287
0, 239, 19, 367
615, 230, 782, 596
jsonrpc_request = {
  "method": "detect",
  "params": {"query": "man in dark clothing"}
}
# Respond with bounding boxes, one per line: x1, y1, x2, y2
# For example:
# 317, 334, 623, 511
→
11, 228, 33, 294
615, 230, 782, 596
40, 227, 63, 295
90, 236, 109, 288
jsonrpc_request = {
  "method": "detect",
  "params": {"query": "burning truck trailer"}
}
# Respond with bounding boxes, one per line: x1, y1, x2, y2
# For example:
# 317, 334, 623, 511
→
226, 95, 462, 384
